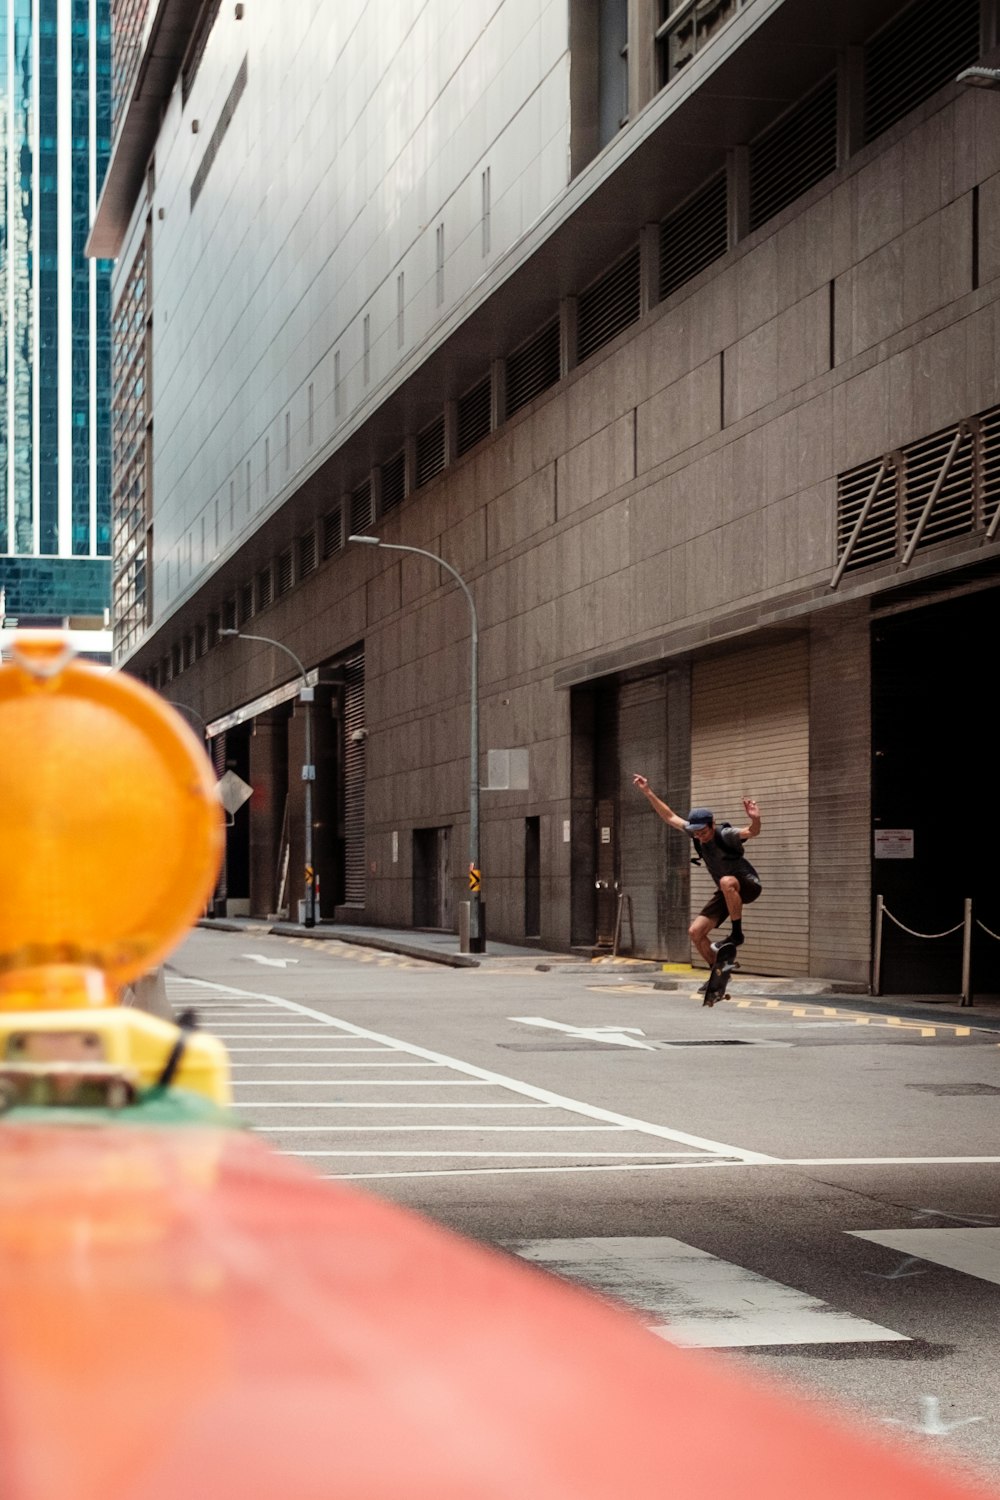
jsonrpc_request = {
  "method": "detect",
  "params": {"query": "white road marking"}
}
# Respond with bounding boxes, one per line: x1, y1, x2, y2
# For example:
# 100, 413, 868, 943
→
241, 954, 300, 968
231, 1079, 494, 1086
849, 1228, 1000, 1286
170, 977, 772, 1163
240, 1102, 560, 1109
510, 1236, 908, 1349
884, 1396, 984, 1437
289, 1151, 713, 1159
228, 1061, 451, 1068
510, 1016, 655, 1050
255, 1124, 630, 1132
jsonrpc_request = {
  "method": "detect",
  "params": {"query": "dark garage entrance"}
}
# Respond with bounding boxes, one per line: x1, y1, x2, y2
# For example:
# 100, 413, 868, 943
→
872, 585, 996, 996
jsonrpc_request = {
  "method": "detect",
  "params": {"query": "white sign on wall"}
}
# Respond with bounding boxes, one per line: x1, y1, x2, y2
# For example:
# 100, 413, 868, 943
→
874, 829, 914, 859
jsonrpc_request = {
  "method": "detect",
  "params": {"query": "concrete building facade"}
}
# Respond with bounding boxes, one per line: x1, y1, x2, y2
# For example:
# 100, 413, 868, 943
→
92, 0, 1000, 991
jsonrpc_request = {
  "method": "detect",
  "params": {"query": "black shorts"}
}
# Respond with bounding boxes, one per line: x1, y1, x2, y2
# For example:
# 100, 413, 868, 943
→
699, 875, 762, 927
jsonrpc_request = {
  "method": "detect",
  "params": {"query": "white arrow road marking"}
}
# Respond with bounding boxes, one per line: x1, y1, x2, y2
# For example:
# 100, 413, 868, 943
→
509, 1236, 908, 1349
883, 1397, 984, 1437
510, 1016, 656, 1051
241, 953, 300, 968
850, 1227, 1000, 1286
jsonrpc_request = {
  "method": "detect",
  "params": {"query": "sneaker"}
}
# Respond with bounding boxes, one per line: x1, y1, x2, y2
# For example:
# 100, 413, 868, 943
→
729, 931, 745, 948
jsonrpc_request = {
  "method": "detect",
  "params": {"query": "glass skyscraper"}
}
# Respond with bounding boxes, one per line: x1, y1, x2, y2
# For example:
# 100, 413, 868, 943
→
0, 0, 112, 627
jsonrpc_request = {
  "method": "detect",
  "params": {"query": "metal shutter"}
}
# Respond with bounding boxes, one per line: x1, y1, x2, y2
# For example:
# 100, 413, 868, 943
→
691, 639, 809, 975
659, 173, 728, 302
864, 0, 980, 145
343, 651, 366, 905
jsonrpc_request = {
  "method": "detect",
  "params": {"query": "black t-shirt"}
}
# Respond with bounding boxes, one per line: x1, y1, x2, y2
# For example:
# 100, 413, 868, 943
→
691, 824, 759, 886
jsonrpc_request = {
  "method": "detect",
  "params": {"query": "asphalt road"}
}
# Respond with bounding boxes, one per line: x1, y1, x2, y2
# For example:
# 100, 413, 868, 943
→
168, 927, 1000, 1490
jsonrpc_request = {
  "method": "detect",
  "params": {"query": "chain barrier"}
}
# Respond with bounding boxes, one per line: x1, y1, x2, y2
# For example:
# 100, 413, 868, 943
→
873, 895, 987, 1006
976, 918, 1000, 943
880, 907, 964, 940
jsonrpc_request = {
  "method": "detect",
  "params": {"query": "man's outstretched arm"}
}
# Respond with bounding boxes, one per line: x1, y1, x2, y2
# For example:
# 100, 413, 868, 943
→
738, 798, 761, 840
632, 775, 688, 832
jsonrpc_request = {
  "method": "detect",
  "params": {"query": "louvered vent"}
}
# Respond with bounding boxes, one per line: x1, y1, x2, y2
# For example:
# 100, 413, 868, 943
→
577, 247, 641, 364
506, 319, 561, 419
195, 624, 207, 659
222, 597, 237, 630
659, 173, 728, 301
457, 375, 492, 455
257, 567, 273, 610
416, 415, 446, 487
207, 612, 220, 649
749, 75, 838, 232
834, 401, 1000, 584
350, 479, 373, 534
239, 582, 254, 624
381, 452, 406, 514
864, 0, 980, 145
322, 506, 343, 559
979, 407, 1000, 533
343, 652, 366, 905
299, 528, 317, 578
276, 547, 294, 596
836, 458, 899, 575
903, 424, 974, 555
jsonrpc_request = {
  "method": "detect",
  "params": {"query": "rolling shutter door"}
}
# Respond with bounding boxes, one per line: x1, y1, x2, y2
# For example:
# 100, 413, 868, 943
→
691, 639, 808, 976
343, 652, 366, 906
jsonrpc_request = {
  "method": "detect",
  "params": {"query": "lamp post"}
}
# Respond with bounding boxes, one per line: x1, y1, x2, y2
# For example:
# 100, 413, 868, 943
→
219, 629, 316, 928
349, 534, 482, 953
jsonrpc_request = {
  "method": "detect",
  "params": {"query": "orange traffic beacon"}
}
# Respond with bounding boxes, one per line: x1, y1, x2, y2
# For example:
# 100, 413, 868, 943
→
0, 633, 229, 1107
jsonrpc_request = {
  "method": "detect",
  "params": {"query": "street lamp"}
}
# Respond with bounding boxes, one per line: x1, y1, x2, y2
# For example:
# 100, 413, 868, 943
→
348, 534, 483, 953
219, 629, 317, 928
956, 66, 1000, 88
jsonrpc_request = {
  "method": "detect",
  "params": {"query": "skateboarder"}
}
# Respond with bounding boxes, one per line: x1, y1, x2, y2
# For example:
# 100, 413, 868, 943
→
631, 778, 761, 973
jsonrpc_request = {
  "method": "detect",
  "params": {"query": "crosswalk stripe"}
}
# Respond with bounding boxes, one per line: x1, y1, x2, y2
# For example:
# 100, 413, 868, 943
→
849, 1228, 1000, 1285
510, 1236, 909, 1349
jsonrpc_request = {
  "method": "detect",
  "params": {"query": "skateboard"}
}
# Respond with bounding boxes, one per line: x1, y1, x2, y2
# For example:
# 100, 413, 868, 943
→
700, 941, 739, 1007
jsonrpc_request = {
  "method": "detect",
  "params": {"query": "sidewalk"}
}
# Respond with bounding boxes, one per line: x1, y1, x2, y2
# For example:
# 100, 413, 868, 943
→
196, 917, 1000, 1029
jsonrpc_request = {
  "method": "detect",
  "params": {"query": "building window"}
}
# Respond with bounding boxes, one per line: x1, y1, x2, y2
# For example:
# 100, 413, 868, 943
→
397, 273, 405, 347
229, 478, 235, 530
308, 382, 315, 445
285, 410, 291, 470
334, 350, 342, 417
599, 0, 629, 146
265, 436, 270, 492
246, 458, 252, 514
363, 314, 371, 385
656, 0, 745, 89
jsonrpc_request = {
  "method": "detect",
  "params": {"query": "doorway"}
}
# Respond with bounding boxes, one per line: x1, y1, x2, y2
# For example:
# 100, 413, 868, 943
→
412, 826, 453, 929
872, 586, 996, 994
524, 816, 541, 938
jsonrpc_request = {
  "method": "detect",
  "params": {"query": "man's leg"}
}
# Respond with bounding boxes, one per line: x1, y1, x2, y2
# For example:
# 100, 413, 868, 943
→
689, 913, 716, 968
718, 875, 744, 945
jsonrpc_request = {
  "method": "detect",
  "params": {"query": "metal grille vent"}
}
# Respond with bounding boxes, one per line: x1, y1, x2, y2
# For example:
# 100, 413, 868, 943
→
749, 75, 838, 232
322, 506, 343, 559
381, 452, 406, 514
239, 582, 254, 625
506, 319, 561, 419
864, 0, 980, 145
979, 408, 1000, 533
836, 458, 900, 575
343, 652, 366, 905
298, 529, 317, 578
222, 597, 237, 631
350, 480, 373, 534
659, 173, 728, 301
416, 415, 446, 487
191, 54, 248, 209
276, 547, 294, 597
457, 375, 492, 455
256, 567, 273, 610
834, 401, 1000, 585
576, 247, 641, 364
903, 425, 974, 555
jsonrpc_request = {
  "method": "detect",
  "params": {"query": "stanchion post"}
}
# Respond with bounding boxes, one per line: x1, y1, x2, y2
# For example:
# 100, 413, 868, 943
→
872, 895, 884, 996
960, 897, 973, 1007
